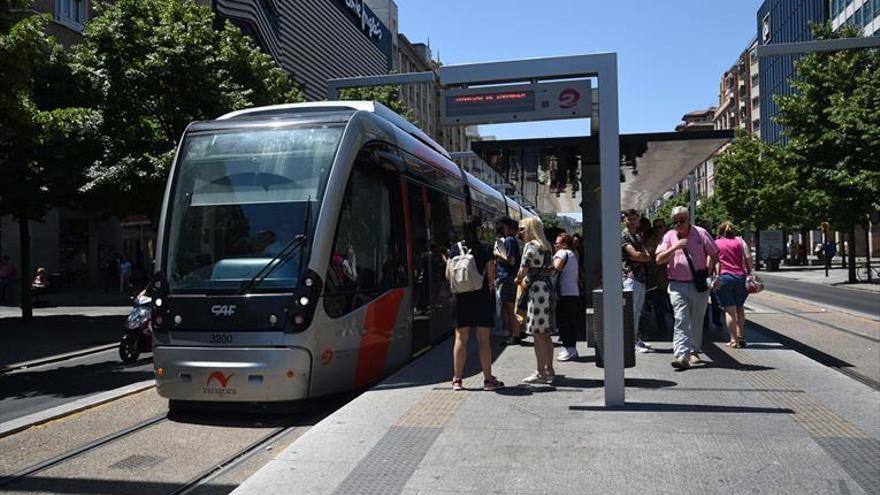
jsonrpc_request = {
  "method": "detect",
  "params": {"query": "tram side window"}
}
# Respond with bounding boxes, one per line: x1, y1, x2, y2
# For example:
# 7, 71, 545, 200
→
324, 151, 406, 318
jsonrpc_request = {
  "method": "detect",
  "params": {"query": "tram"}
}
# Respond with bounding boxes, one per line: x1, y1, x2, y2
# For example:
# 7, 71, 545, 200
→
150, 101, 534, 405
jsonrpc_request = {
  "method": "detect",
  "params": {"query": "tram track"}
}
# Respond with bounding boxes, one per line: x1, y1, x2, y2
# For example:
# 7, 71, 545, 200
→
0, 414, 168, 489
746, 295, 880, 392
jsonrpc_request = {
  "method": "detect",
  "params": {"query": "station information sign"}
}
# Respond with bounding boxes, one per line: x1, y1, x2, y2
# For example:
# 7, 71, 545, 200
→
441, 80, 591, 126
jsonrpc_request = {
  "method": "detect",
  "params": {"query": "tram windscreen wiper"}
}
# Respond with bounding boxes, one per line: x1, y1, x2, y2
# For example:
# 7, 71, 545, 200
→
238, 234, 307, 295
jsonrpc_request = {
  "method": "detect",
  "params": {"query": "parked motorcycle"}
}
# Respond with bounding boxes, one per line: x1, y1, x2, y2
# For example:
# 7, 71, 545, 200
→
120, 293, 153, 363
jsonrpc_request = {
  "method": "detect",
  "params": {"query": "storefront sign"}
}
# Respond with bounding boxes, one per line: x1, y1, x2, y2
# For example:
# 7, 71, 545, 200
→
332, 0, 393, 69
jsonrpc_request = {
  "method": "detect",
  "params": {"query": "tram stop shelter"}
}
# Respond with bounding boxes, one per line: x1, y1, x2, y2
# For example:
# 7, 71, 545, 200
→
328, 53, 732, 407
470, 129, 733, 295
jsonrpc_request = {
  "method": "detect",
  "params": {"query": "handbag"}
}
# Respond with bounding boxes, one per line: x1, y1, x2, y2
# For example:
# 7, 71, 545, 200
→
746, 274, 764, 294
683, 249, 709, 293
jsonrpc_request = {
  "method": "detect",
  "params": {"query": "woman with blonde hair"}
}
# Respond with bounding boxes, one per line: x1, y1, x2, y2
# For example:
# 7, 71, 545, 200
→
515, 216, 557, 384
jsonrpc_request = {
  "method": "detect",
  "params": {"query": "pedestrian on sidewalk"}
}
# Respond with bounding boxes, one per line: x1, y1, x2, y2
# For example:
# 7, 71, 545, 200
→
447, 215, 504, 392
515, 216, 557, 384
0, 255, 17, 304
494, 216, 523, 346
644, 219, 672, 338
713, 222, 753, 348
553, 233, 580, 361
655, 206, 719, 370
621, 209, 653, 354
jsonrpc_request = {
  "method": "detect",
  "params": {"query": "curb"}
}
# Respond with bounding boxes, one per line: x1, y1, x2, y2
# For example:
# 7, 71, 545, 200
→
1, 344, 120, 374
0, 379, 156, 438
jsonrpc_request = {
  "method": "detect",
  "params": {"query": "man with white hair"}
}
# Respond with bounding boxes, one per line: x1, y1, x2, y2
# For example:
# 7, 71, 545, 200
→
655, 206, 719, 369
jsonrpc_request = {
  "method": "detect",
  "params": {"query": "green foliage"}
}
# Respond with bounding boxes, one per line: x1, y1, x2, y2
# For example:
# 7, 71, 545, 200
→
73, 0, 304, 214
650, 191, 688, 223
713, 131, 802, 233
338, 85, 416, 124
774, 24, 880, 228
695, 193, 729, 229
0, 9, 100, 221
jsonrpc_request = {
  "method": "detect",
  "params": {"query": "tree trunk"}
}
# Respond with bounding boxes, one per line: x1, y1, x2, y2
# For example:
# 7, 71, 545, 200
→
18, 217, 32, 321
848, 223, 857, 283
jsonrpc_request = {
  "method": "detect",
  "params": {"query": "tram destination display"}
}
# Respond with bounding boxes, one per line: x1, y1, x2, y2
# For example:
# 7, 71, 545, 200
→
441, 80, 591, 125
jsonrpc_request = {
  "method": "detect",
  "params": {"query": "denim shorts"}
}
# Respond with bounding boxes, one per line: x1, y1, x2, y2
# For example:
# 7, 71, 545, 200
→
716, 274, 747, 308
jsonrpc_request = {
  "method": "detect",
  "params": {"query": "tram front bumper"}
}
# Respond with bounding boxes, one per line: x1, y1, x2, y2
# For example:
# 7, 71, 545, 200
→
153, 346, 312, 402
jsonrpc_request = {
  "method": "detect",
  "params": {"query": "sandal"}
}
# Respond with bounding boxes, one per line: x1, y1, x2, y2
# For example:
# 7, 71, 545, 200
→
452, 378, 463, 391
483, 376, 504, 391
726, 340, 738, 347
737, 339, 747, 348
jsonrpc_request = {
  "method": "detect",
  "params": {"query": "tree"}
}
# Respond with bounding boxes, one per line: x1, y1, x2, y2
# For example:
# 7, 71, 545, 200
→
338, 85, 416, 124
73, 0, 304, 215
774, 24, 880, 282
695, 193, 729, 230
0, 2, 101, 319
713, 132, 804, 266
650, 191, 689, 223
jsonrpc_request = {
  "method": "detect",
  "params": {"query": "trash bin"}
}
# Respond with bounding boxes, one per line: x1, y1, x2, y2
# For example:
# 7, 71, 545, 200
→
592, 288, 636, 368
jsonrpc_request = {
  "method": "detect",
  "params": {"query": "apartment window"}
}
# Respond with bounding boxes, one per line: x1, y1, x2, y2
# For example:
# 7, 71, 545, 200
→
56, 0, 87, 30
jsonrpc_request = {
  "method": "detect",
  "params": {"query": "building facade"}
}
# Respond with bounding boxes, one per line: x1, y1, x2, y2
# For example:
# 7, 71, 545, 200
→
831, 0, 880, 35
756, 0, 828, 143
213, 0, 396, 101
715, 38, 760, 136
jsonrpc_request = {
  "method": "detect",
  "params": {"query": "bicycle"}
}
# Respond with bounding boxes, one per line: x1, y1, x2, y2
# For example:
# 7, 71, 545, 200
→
855, 262, 880, 282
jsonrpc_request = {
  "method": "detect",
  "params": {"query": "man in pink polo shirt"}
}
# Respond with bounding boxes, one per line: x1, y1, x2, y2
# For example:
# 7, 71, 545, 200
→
655, 206, 719, 369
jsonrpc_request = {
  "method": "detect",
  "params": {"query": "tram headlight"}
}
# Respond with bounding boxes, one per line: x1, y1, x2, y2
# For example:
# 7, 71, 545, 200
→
268, 314, 278, 325
293, 314, 306, 325
298, 296, 310, 307
303, 277, 314, 288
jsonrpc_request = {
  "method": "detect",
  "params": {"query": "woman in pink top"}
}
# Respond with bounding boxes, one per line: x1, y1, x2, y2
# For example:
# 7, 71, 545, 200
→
713, 222, 753, 348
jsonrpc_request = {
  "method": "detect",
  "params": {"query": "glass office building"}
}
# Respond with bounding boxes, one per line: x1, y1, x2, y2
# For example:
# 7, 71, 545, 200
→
830, 0, 880, 35
756, 0, 828, 143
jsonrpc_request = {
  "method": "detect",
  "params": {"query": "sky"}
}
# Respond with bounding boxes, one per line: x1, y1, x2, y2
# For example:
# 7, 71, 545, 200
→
395, 0, 765, 140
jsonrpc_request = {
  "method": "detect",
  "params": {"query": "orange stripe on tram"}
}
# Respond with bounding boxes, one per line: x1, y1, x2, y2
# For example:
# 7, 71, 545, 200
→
354, 288, 406, 388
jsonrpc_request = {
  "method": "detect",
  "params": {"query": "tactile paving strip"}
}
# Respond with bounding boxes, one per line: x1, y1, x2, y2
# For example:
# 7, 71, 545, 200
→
332, 377, 475, 494
332, 426, 442, 495
716, 343, 880, 493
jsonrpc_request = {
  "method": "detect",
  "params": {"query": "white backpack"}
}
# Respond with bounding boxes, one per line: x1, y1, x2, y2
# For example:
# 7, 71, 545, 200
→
446, 242, 484, 294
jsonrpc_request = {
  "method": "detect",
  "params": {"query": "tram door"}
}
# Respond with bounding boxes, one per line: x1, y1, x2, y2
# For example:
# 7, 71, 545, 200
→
426, 190, 462, 342
408, 182, 431, 355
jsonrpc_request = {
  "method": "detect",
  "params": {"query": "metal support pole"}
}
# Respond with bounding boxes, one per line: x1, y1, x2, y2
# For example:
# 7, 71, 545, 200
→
597, 54, 624, 407
687, 175, 697, 221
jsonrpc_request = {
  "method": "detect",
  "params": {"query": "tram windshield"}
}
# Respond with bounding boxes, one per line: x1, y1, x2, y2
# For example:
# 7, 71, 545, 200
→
164, 125, 343, 293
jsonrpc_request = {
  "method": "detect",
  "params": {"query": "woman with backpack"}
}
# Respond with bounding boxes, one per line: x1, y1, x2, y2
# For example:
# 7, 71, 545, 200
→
515, 217, 557, 384
447, 215, 504, 391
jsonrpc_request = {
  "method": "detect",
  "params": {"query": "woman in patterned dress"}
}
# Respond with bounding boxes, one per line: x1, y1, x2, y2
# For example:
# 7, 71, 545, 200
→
515, 217, 557, 384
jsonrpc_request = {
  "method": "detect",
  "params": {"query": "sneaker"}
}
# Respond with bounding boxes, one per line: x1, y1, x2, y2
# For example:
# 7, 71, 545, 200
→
483, 376, 504, 391
635, 344, 650, 354
521, 371, 547, 384
671, 357, 690, 370
639, 340, 653, 349
635, 339, 652, 352
452, 379, 463, 391
544, 373, 556, 385
689, 353, 703, 365
556, 347, 579, 361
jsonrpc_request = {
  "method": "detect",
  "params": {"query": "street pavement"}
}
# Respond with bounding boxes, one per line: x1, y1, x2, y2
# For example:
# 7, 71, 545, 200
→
232, 327, 880, 495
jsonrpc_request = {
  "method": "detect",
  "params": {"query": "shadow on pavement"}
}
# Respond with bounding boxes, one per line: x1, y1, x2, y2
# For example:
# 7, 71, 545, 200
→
1, 476, 236, 495
0, 359, 153, 400
0, 315, 124, 367
569, 402, 794, 413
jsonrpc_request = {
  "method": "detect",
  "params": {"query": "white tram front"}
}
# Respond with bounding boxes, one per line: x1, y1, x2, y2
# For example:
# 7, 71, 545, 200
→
150, 102, 534, 406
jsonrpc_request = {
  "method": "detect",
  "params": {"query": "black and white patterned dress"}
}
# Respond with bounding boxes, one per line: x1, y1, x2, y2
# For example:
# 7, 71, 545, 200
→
521, 241, 555, 335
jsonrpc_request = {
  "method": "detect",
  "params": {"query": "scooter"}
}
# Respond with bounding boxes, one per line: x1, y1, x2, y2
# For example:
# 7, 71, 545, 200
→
120, 293, 153, 363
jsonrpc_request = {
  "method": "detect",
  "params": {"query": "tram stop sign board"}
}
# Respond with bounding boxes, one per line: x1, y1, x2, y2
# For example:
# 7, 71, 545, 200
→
441, 80, 592, 126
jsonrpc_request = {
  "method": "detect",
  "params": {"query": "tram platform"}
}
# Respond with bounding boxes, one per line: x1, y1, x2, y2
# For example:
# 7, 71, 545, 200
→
232, 326, 880, 495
